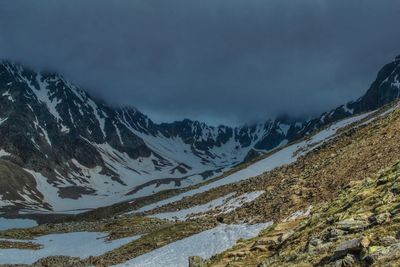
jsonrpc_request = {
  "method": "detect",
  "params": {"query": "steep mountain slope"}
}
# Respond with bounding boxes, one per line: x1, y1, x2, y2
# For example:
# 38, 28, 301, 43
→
0, 55, 399, 213
0, 62, 296, 212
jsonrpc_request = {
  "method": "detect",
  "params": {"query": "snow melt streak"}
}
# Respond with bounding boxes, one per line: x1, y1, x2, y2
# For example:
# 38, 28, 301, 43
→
113, 222, 272, 267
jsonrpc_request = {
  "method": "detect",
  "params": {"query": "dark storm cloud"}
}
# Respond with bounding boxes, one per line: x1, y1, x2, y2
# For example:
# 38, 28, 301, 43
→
0, 0, 400, 125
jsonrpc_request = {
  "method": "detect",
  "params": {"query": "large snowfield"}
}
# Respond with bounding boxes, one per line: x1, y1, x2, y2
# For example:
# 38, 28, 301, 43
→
113, 222, 273, 267
0, 217, 37, 231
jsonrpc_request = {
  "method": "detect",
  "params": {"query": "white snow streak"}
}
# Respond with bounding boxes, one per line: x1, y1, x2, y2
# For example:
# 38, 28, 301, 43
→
149, 191, 265, 221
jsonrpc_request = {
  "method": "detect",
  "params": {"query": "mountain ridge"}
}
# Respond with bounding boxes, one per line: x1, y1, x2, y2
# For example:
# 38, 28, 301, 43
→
0, 55, 399, 212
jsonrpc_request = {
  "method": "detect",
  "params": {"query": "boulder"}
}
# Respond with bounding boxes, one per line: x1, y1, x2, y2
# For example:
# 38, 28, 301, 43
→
332, 254, 356, 267
305, 237, 330, 254
325, 227, 347, 241
334, 237, 370, 258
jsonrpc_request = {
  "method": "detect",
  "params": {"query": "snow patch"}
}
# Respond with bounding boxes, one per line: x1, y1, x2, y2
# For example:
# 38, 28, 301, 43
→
342, 104, 354, 115
392, 74, 400, 89
32, 74, 63, 123
0, 117, 7, 125
1, 90, 15, 102
0, 149, 11, 158
279, 123, 290, 135
87, 99, 107, 138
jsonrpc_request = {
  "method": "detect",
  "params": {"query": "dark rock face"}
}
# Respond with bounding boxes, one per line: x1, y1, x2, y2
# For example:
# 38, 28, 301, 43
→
295, 56, 400, 137
356, 60, 400, 111
0, 160, 49, 210
0, 55, 399, 211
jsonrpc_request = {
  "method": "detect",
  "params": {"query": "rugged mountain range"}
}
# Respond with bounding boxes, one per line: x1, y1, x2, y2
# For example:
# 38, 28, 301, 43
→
0, 55, 399, 212
1, 66, 399, 267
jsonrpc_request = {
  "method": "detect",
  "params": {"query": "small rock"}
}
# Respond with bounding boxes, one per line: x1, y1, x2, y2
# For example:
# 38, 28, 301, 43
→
254, 237, 280, 250
380, 236, 397, 246
309, 237, 323, 247
216, 215, 224, 223
251, 245, 268, 252
370, 212, 391, 225
390, 184, 400, 195
188, 256, 207, 267
325, 227, 347, 241
278, 230, 295, 243
326, 216, 336, 224
377, 177, 388, 186
305, 237, 329, 254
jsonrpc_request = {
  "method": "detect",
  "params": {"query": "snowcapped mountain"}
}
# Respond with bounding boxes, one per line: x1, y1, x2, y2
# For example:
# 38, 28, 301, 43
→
0, 55, 399, 212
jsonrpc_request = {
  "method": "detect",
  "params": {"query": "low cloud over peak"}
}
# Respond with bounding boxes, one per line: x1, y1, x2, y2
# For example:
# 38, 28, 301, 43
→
1, 0, 400, 125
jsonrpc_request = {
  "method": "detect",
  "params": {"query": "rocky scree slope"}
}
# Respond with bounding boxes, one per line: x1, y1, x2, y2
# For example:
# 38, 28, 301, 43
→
0, 55, 399, 212
205, 161, 400, 267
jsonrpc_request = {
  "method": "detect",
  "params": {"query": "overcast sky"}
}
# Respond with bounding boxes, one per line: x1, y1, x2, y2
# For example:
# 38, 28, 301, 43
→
1, 1, 400, 125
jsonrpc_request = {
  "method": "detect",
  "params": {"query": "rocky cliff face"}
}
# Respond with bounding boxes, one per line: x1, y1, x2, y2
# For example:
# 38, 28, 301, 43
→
0, 55, 399, 212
